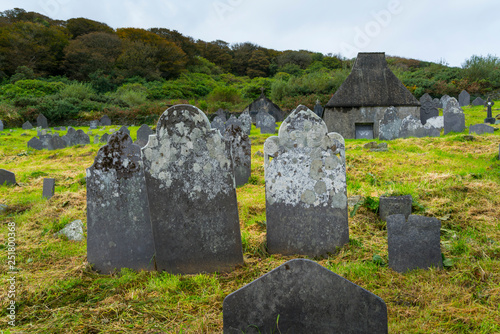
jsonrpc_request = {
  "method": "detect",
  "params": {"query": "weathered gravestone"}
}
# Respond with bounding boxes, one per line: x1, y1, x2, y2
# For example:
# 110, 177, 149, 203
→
420, 99, 439, 125
86, 132, 156, 273
0, 169, 16, 185
313, 99, 324, 118
433, 98, 443, 109
379, 106, 402, 141
215, 108, 227, 121
399, 115, 440, 138
264, 105, 348, 257
48, 134, 67, 150
224, 125, 251, 187
42, 178, 55, 199
223, 258, 388, 334
469, 123, 494, 135
100, 133, 109, 144
440, 95, 451, 109
37, 127, 48, 137
63, 128, 90, 146
57, 220, 84, 241
118, 126, 130, 135
387, 214, 442, 273
99, 115, 111, 126
135, 124, 153, 148
211, 115, 226, 134
484, 97, 495, 124
419, 93, 432, 104
22, 121, 33, 130
142, 104, 243, 274
379, 195, 412, 221
0, 120, 3, 131
39, 134, 52, 148
90, 120, 99, 130
93, 135, 100, 144
225, 115, 242, 130
37, 114, 48, 129
443, 98, 466, 135
28, 137, 44, 150
472, 97, 485, 106
256, 110, 276, 134
238, 110, 252, 135
458, 90, 470, 106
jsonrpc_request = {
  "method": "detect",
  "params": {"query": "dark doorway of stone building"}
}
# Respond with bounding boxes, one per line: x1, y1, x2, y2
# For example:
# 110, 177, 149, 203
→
355, 123, 374, 139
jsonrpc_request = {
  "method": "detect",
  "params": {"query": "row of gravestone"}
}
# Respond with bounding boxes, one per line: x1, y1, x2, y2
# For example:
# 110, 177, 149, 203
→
0, 170, 55, 200
423, 91, 492, 109
20, 114, 112, 131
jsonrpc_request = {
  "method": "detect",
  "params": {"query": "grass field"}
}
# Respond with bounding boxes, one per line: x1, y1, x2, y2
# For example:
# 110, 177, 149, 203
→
1, 104, 500, 333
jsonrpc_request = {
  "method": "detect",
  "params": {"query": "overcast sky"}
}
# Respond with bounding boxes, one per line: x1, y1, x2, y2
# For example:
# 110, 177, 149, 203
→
2, 0, 498, 67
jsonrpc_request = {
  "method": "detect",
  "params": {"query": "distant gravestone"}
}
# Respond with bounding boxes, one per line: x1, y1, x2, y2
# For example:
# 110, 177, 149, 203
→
484, 97, 495, 124
93, 134, 99, 144
142, 104, 243, 274
28, 137, 44, 150
39, 134, 52, 148
87, 132, 156, 273
472, 97, 485, 106
379, 195, 412, 221
387, 214, 443, 273
458, 90, 470, 106
215, 108, 227, 121
57, 220, 84, 241
399, 115, 440, 138
90, 120, 98, 130
37, 114, 48, 129
264, 105, 348, 257
22, 121, 33, 130
440, 95, 451, 109
255, 110, 266, 128
99, 115, 111, 126
257, 111, 276, 134
433, 98, 443, 109
42, 178, 55, 199
118, 126, 130, 136
0, 120, 3, 131
225, 115, 242, 130
47, 134, 67, 150
135, 124, 153, 148
379, 106, 401, 141
313, 100, 324, 118
211, 116, 225, 134
223, 259, 388, 333
100, 133, 109, 144
419, 93, 432, 104
420, 99, 439, 125
469, 123, 494, 135
0, 169, 16, 186
224, 125, 251, 187
238, 110, 252, 135
443, 98, 466, 135
75, 129, 90, 145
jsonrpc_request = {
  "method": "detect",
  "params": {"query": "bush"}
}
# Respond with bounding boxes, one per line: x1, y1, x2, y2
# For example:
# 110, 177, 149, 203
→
58, 82, 96, 100
207, 86, 241, 103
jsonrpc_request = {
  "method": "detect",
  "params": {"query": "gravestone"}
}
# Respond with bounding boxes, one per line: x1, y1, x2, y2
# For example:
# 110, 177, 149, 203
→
87, 132, 156, 273
142, 104, 243, 274
443, 98, 466, 135
0, 169, 16, 185
419, 93, 432, 104
39, 134, 52, 148
37, 127, 48, 137
440, 95, 451, 109
379, 107, 401, 141
75, 129, 90, 145
99, 115, 111, 126
42, 178, 55, 199
255, 110, 266, 128
210, 115, 225, 134
458, 90, 470, 106
90, 120, 98, 130
0, 120, 3, 131
238, 110, 252, 135
224, 125, 251, 187
47, 134, 67, 150
135, 124, 153, 148
433, 98, 443, 109
28, 137, 44, 150
118, 126, 130, 136
313, 100, 324, 118
223, 259, 388, 333
215, 108, 227, 121
484, 97, 495, 124
225, 115, 242, 130
264, 105, 348, 257
256, 110, 276, 134
100, 133, 109, 144
472, 97, 485, 106
22, 121, 33, 130
57, 220, 84, 241
93, 134, 99, 144
37, 114, 48, 129
399, 116, 440, 138
379, 195, 412, 221
420, 99, 439, 125
387, 214, 442, 273
469, 123, 494, 135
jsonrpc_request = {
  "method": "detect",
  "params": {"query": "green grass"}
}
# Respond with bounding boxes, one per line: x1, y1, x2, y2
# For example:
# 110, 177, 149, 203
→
1, 105, 500, 333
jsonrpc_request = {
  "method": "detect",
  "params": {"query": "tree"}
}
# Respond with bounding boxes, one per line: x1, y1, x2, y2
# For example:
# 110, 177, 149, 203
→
231, 42, 261, 76
66, 18, 114, 39
197, 39, 232, 72
149, 28, 199, 65
247, 50, 270, 78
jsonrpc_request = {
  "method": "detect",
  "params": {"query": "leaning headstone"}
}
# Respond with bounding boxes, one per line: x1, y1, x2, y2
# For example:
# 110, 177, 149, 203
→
387, 214, 442, 273
118, 126, 130, 136
87, 132, 156, 273
440, 95, 451, 109
223, 259, 388, 333
0, 169, 16, 185
443, 98, 466, 135
210, 115, 225, 134
27, 137, 44, 150
37, 114, 48, 129
0, 120, 4, 131
42, 178, 55, 199
215, 108, 227, 121
224, 125, 251, 187
379, 106, 402, 141
458, 90, 470, 106
47, 134, 67, 150
56, 220, 84, 241
420, 99, 439, 125
433, 98, 443, 109
100, 133, 109, 144
22, 121, 33, 130
313, 100, 324, 118
89, 120, 98, 130
225, 115, 242, 130
99, 115, 111, 126
469, 123, 494, 135
264, 105, 348, 257
379, 195, 412, 221
258, 111, 276, 134
135, 124, 153, 148
484, 97, 495, 124
472, 97, 485, 106
238, 110, 252, 135
142, 104, 243, 274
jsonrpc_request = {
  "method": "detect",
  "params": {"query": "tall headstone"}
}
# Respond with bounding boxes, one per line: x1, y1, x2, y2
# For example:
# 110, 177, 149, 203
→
22, 121, 33, 130
135, 124, 153, 148
264, 105, 348, 257
472, 97, 485, 106
225, 115, 242, 130
90, 120, 99, 130
99, 115, 111, 126
142, 104, 243, 274
0, 120, 3, 131
86, 132, 156, 273
484, 97, 495, 124
42, 178, 55, 199
37, 114, 48, 129
379, 195, 412, 221
27, 137, 44, 150
313, 100, 324, 118
469, 123, 494, 135
223, 259, 388, 333
420, 99, 439, 125
458, 90, 470, 106
256, 110, 276, 134
387, 214, 442, 273
443, 98, 466, 135
211, 116, 225, 134
379, 106, 401, 141
224, 125, 251, 187
238, 110, 252, 135
0, 169, 16, 185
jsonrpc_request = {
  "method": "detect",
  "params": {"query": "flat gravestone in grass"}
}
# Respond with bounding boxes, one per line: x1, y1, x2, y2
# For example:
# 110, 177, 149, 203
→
0, 169, 16, 186
223, 258, 388, 334
134, 124, 153, 148
224, 124, 251, 187
86, 132, 156, 273
469, 123, 494, 135
264, 105, 348, 257
443, 97, 465, 135
142, 104, 243, 274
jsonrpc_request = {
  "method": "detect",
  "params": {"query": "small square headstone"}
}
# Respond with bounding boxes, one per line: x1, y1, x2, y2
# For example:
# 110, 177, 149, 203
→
22, 121, 33, 130
37, 114, 48, 129
0, 169, 16, 186
42, 178, 55, 199
379, 195, 412, 221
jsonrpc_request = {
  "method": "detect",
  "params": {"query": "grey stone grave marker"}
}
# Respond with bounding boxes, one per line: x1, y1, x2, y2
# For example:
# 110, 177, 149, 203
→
0, 120, 3, 131
387, 214, 443, 273
0, 169, 16, 185
28, 137, 44, 150
87, 132, 156, 273
469, 123, 494, 135
118, 126, 129, 135
224, 125, 251, 187
57, 220, 84, 241
443, 98, 466, 135
99, 115, 111, 126
440, 95, 451, 109
135, 124, 153, 148
420, 99, 439, 125
258, 111, 276, 134
47, 134, 67, 150
75, 129, 90, 145
42, 178, 55, 199
90, 120, 98, 130
238, 110, 252, 135
313, 99, 324, 118
22, 121, 33, 130
100, 133, 109, 144
225, 115, 242, 130
223, 258, 388, 334
142, 104, 243, 274
264, 105, 348, 257
433, 98, 443, 108
211, 115, 225, 134
458, 90, 470, 106
399, 116, 440, 138
93, 134, 99, 144
379, 195, 412, 221
215, 108, 227, 121
39, 134, 52, 148
37, 114, 48, 129
472, 97, 485, 106
419, 93, 432, 104
379, 107, 402, 140
484, 97, 495, 124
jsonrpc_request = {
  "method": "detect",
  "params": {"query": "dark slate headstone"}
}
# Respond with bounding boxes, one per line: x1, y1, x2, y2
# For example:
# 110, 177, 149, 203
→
313, 100, 324, 118
264, 105, 348, 257
257, 110, 276, 134
211, 116, 225, 134
118, 126, 130, 136
387, 214, 443, 273
42, 178, 55, 199
440, 95, 451, 109
86, 132, 156, 273
93, 134, 100, 144
472, 97, 485, 106
37, 114, 48, 129
433, 98, 443, 109
379, 195, 412, 221
99, 115, 111, 126
215, 108, 227, 122
28, 137, 44, 150
75, 129, 90, 145
135, 124, 153, 148
238, 110, 252, 135
458, 90, 470, 106
255, 110, 266, 128
90, 120, 99, 130
100, 133, 110, 144
443, 98, 466, 135
225, 115, 242, 130
379, 106, 401, 141
244, 93, 285, 123
420, 99, 439, 125
223, 259, 388, 333
142, 104, 243, 274
39, 134, 52, 149
469, 123, 494, 135
224, 125, 251, 187
419, 93, 432, 104
22, 121, 33, 130
0, 120, 3, 131
0, 169, 16, 186
47, 134, 67, 150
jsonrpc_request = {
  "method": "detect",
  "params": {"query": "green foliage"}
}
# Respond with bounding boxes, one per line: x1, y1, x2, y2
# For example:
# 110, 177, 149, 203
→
207, 86, 241, 103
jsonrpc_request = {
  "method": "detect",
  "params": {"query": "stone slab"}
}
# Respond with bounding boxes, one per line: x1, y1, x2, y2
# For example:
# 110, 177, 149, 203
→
443, 98, 466, 135
99, 115, 111, 126
37, 114, 48, 128
238, 111, 252, 135
379, 195, 412, 221
469, 123, 494, 135
224, 125, 251, 187
28, 137, 44, 150
42, 178, 55, 199
90, 120, 99, 130
458, 90, 470, 106
22, 121, 33, 130
57, 220, 84, 241
472, 97, 485, 106
0, 169, 16, 186
135, 124, 153, 148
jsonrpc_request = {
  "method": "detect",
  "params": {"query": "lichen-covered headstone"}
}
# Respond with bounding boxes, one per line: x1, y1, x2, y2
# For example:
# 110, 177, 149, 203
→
39, 134, 52, 148
387, 214, 442, 273
257, 110, 276, 134
22, 121, 33, 130
458, 90, 470, 106
118, 126, 130, 136
313, 100, 324, 118
225, 115, 242, 130
57, 220, 84, 241
472, 97, 485, 106
420, 99, 439, 125
223, 259, 388, 333
90, 120, 98, 130
75, 129, 90, 145
238, 110, 252, 135
398, 115, 441, 139
142, 104, 243, 274
469, 123, 494, 135
211, 115, 225, 134
87, 132, 156, 273
379, 195, 412, 221
134, 124, 153, 148
440, 95, 451, 109
99, 115, 111, 126
0, 169, 16, 186
37, 114, 48, 129
215, 108, 227, 121
42, 178, 55, 199
100, 133, 109, 144
379, 106, 402, 141
28, 137, 44, 150
224, 125, 251, 187
264, 105, 348, 257
433, 98, 443, 109
443, 98, 465, 135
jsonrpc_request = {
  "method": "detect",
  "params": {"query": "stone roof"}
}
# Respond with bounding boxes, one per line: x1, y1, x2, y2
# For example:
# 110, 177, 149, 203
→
325, 52, 420, 108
